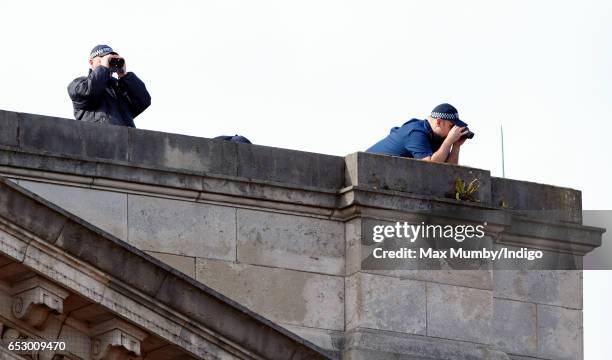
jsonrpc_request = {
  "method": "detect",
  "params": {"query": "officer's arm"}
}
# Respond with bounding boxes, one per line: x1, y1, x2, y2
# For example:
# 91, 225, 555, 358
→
420, 141, 453, 163
446, 145, 461, 165
67, 67, 111, 110
407, 130, 450, 163
119, 72, 151, 117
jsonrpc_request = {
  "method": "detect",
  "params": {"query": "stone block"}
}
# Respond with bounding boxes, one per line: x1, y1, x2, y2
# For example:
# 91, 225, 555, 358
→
493, 270, 582, 309
427, 283, 492, 344
237, 209, 344, 275
237, 143, 345, 190
94, 162, 204, 191
346, 272, 426, 335
0, 229, 28, 263
145, 251, 195, 278
128, 195, 236, 260
492, 299, 537, 356
0, 179, 68, 244
345, 218, 361, 276
18, 113, 129, 161
19, 180, 128, 240
0, 110, 19, 147
492, 177, 582, 223
195, 259, 344, 330
342, 328, 511, 360
128, 128, 238, 176
55, 220, 170, 298
344, 152, 491, 203
537, 305, 583, 360
0, 149, 99, 179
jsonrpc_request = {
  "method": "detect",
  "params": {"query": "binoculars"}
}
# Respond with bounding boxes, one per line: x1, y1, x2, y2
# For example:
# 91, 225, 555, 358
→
461, 128, 475, 140
109, 57, 125, 71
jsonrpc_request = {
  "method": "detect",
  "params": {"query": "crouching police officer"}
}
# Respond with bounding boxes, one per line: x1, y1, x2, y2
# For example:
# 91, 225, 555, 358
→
366, 103, 474, 165
67, 45, 151, 127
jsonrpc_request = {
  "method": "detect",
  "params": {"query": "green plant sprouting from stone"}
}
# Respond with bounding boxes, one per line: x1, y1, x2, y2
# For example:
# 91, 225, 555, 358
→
454, 178, 480, 202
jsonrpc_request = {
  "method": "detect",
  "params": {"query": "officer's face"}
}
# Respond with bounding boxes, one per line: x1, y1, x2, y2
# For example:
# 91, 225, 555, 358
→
89, 56, 102, 70
435, 119, 454, 137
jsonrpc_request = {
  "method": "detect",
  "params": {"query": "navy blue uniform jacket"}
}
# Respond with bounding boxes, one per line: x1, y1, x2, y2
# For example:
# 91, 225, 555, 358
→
67, 67, 151, 127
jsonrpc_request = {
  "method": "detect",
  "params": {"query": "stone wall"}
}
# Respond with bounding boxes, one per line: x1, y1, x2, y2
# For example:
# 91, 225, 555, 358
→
0, 110, 604, 359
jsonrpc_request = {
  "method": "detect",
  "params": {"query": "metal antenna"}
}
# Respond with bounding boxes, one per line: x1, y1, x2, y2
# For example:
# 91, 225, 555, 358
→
501, 125, 506, 178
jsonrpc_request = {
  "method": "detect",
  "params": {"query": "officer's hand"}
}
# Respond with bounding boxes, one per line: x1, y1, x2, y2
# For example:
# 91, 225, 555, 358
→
446, 126, 468, 144
99, 54, 112, 68
117, 57, 127, 78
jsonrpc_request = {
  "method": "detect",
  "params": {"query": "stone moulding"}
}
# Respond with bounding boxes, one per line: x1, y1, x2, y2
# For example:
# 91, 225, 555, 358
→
11, 276, 70, 330
90, 319, 148, 360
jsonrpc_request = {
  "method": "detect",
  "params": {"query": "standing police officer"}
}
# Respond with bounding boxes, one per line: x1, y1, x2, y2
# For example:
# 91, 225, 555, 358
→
67, 45, 151, 127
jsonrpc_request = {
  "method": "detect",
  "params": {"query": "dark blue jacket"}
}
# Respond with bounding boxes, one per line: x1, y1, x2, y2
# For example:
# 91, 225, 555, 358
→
366, 119, 444, 158
67, 67, 151, 127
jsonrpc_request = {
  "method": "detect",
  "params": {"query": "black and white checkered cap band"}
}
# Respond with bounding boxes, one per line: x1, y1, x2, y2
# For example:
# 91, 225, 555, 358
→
90, 47, 114, 58
431, 111, 460, 120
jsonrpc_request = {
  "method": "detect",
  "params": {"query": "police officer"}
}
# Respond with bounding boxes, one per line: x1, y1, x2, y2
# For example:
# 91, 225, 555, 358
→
366, 103, 472, 164
67, 45, 151, 127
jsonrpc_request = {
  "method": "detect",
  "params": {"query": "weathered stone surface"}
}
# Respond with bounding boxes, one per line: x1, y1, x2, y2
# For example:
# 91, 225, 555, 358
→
237, 209, 344, 275
345, 272, 426, 335
0, 110, 19, 147
493, 245, 584, 271
345, 152, 491, 203
21, 244, 107, 303
196, 259, 344, 330
0, 149, 99, 179
128, 195, 236, 260
537, 305, 583, 360
492, 299, 537, 356
157, 265, 335, 359
492, 177, 582, 223
493, 270, 582, 309
129, 128, 238, 176
342, 328, 511, 360
0, 229, 28, 263
0, 179, 68, 244
18, 113, 129, 161
237, 143, 345, 190
100, 286, 185, 346
95, 162, 204, 191
57, 323, 91, 360
427, 283, 492, 344
345, 218, 361, 276
145, 251, 196, 278
19, 180, 128, 240
279, 323, 342, 353
55, 220, 168, 299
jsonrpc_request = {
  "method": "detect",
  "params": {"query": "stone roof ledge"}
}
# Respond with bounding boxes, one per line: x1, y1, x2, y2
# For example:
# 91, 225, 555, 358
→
0, 110, 604, 256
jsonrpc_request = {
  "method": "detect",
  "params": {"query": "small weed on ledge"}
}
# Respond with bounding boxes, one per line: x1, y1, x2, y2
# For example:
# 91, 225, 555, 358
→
452, 178, 481, 202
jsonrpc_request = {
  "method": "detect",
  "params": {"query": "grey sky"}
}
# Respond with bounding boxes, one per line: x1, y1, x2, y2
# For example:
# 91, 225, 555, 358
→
1, 1, 610, 356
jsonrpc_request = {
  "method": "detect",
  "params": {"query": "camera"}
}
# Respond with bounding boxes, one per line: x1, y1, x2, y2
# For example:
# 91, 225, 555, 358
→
461, 128, 475, 140
109, 57, 125, 71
